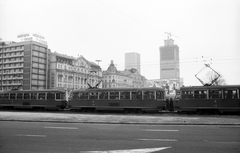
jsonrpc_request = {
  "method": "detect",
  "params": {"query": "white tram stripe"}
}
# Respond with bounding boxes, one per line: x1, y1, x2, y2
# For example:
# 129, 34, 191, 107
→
137, 139, 178, 142
16, 134, 46, 137
44, 126, 78, 130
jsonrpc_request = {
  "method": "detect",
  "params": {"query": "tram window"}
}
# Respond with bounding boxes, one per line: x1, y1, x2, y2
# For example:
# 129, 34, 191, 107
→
181, 91, 193, 99
120, 91, 130, 100
17, 93, 23, 99
3, 93, 9, 99
24, 93, 30, 99
110, 91, 119, 99
47, 93, 55, 100
224, 89, 238, 99
132, 91, 142, 100
209, 90, 222, 99
10, 93, 16, 99
38, 93, 46, 100
194, 90, 207, 99
99, 92, 108, 100
143, 91, 155, 100
89, 92, 98, 100
72, 92, 80, 100
0, 94, 2, 99
79, 92, 88, 100
56, 93, 65, 100
156, 91, 164, 100
31, 93, 37, 100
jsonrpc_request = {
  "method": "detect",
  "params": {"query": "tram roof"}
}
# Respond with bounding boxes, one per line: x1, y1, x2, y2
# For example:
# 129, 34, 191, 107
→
180, 85, 240, 90
72, 87, 164, 93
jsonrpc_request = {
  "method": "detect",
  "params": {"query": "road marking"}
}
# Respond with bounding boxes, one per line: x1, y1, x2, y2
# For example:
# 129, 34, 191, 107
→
16, 134, 46, 137
137, 139, 178, 142
44, 126, 78, 130
80, 147, 171, 153
145, 129, 179, 132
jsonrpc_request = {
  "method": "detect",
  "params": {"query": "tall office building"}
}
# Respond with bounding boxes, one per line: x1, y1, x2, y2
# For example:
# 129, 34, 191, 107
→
0, 40, 50, 90
125, 52, 141, 74
159, 39, 180, 89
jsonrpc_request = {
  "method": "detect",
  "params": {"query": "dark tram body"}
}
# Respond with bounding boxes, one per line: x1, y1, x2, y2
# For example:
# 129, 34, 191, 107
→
174, 85, 240, 113
69, 87, 166, 113
0, 89, 67, 110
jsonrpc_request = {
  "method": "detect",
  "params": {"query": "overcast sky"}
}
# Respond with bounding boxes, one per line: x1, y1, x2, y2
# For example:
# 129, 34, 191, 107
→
1, 0, 240, 86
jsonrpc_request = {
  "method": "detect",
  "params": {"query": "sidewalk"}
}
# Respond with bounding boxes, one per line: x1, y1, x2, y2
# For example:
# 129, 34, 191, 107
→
1, 111, 240, 125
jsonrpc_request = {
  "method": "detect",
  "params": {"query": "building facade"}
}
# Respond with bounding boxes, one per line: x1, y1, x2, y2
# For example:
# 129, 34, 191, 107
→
102, 60, 146, 88
125, 52, 141, 74
0, 41, 50, 90
159, 39, 181, 90
49, 52, 102, 90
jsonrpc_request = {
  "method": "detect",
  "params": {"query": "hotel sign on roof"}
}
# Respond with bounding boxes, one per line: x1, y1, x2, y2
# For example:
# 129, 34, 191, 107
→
17, 33, 47, 45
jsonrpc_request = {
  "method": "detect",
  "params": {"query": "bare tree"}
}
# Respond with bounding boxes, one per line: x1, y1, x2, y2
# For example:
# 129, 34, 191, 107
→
205, 71, 226, 85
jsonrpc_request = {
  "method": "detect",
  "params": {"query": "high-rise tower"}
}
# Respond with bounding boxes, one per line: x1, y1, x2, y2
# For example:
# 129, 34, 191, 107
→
159, 38, 180, 89
125, 52, 141, 74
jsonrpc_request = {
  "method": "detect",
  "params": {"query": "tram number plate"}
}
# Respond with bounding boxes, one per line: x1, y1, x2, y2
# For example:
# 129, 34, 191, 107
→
23, 102, 30, 106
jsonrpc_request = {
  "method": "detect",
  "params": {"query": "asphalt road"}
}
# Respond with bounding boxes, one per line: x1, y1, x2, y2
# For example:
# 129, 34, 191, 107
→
1, 121, 240, 153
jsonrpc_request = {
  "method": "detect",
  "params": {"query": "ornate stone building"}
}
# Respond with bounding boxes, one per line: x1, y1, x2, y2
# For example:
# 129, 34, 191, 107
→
102, 60, 146, 88
49, 52, 102, 90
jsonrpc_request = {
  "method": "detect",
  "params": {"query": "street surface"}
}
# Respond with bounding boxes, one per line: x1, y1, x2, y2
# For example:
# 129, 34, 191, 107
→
1, 110, 240, 153
0, 121, 240, 153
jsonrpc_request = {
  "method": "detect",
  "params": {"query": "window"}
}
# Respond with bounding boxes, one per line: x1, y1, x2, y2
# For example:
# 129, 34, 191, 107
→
110, 91, 119, 99
39, 63, 45, 69
17, 93, 23, 99
209, 89, 222, 99
32, 57, 39, 62
224, 89, 238, 99
24, 93, 30, 99
120, 91, 130, 100
3, 93, 9, 99
47, 93, 55, 100
38, 93, 46, 100
156, 91, 164, 100
33, 51, 38, 56
10, 93, 16, 99
33, 62, 38, 68
89, 92, 98, 100
194, 90, 207, 99
99, 92, 108, 100
56, 93, 65, 100
143, 91, 155, 100
79, 92, 88, 100
181, 91, 194, 99
132, 91, 142, 100
31, 93, 38, 99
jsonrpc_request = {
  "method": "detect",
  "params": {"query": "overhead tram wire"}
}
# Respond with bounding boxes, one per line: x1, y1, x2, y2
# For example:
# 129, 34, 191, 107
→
98, 0, 165, 38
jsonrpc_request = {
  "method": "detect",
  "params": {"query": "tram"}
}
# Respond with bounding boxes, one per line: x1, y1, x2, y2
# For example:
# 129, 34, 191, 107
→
69, 87, 166, 113
0, 89, 67, 110
174, 85, 240, 114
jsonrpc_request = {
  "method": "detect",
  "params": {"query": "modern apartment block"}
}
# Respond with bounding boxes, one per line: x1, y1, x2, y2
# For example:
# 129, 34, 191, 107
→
125, 52, 141, 74
0, 41, 50, 90
159, 39, 180, 89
